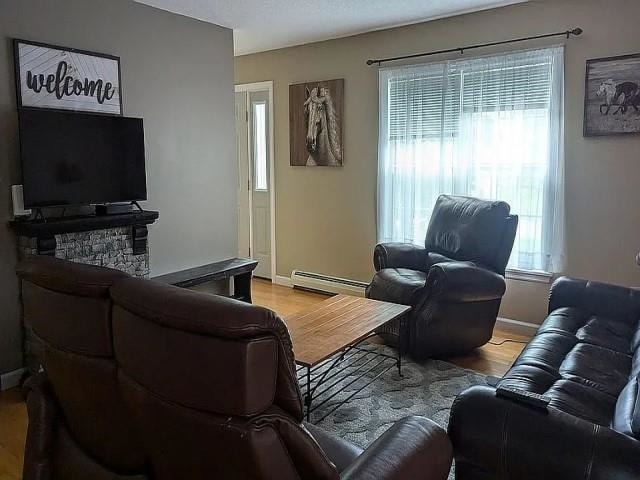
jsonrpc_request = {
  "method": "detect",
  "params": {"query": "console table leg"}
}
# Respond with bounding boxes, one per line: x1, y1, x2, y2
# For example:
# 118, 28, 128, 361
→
36, 235, 56, 256
234, 272, 253, 303
397, 315, 407, 377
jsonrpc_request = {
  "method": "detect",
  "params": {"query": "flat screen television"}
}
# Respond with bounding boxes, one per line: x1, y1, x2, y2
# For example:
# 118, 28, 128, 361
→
18, 108, 147, 208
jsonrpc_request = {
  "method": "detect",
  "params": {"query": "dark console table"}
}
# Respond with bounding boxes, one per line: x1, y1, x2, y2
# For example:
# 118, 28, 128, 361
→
153, 258, 259, 303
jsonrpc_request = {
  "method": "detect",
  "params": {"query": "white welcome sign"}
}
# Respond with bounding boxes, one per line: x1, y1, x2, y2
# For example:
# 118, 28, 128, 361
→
14, 39, 122, 115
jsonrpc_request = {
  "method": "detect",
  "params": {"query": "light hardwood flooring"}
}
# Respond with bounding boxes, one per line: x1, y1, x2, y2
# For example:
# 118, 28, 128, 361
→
0, 388, 26, 480
0, 278, 530, 479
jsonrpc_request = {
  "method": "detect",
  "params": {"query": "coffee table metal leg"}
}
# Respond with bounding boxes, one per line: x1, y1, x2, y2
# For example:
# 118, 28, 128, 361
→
296, 328, 405, 422
304, 366, 312, 422
397, 320, 402, 377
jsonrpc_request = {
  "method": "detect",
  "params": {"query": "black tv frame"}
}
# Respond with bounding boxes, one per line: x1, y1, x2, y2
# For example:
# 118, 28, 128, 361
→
17, 107, 147, 209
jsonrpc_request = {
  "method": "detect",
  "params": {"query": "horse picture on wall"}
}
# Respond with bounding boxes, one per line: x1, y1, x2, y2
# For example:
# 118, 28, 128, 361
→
584, 53, 640, 136
290, 79, 344, 166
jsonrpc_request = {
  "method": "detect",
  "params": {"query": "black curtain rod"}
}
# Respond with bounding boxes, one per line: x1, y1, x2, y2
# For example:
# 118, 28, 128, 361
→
366, 27, 583, 66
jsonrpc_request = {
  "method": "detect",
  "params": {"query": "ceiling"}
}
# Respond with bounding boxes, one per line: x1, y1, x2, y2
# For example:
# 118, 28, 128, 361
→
134, 0, 528, 56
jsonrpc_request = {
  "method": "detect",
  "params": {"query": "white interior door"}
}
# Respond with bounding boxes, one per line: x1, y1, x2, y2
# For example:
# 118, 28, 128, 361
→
235, 91, 250, 258
235, 89, 272, 280
249, 90, 271, 279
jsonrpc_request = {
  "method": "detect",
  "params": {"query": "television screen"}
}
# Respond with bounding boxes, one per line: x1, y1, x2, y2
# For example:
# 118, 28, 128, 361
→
18, 108, 147, 208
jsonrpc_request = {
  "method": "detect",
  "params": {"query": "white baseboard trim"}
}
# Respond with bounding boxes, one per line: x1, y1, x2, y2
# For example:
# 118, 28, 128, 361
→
1, 368, 25, 391
496, 317, 539, 337
274, 275, 293, 288
290, 270, 367, 297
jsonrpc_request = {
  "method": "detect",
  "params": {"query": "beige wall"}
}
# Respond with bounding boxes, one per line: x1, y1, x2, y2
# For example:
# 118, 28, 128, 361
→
235, 0, 640, 325
0, 0, 237, 375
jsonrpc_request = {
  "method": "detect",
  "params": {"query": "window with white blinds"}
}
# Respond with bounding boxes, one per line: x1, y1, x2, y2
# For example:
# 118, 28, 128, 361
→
388, 59, 553, 139
388, 68, 460, 139
378, 46, 565, 273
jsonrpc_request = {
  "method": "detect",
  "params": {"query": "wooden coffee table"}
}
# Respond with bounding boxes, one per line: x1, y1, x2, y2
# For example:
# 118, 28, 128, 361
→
286, 294, 410, 421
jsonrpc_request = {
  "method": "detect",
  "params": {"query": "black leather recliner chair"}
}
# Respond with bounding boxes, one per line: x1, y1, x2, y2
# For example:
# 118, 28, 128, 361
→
366, 195, 518, 358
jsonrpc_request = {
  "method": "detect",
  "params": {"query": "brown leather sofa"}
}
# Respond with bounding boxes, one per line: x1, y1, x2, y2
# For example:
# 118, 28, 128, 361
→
449, 277, 640, 479
18, 256, 452, 480
366, 195, 518, 358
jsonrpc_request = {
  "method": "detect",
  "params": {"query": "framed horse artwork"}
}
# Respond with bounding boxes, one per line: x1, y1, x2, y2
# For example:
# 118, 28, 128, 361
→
290, 78, 344, 166
584, 53, 640, 136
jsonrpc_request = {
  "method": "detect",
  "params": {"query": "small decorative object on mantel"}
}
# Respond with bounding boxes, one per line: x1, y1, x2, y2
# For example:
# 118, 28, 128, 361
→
290, 78, 344, 166
13, 39, 122, 115
584, 53, 640, 137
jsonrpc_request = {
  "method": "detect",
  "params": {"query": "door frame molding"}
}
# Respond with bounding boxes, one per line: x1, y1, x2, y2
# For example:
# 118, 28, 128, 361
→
235, 81, 276, 282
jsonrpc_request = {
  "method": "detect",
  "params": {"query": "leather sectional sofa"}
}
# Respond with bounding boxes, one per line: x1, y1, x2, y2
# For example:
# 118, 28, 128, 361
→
17, 256, 452, 480
449, 277, 640, 479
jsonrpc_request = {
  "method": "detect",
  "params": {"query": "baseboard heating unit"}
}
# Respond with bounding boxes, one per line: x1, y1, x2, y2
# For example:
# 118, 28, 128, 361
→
290, 270, 368, 296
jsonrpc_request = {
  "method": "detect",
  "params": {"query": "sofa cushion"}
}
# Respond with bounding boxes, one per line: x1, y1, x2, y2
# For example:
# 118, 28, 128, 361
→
366, 268, 427, 306
558, 343, 632, 397
546, 379, 619, 425
576, 318, 635, 354
498, 306, 638, 429
612, 377, 640, 439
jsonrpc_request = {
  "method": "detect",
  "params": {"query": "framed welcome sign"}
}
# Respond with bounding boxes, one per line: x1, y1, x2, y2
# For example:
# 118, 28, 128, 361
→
13, 39, 122, 115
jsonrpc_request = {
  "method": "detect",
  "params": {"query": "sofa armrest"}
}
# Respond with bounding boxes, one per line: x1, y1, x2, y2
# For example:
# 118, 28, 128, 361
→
549, 276, 640, 320
449, 386, 640, 480
341, 416, 452, 480
426, 262, 506, 303
373, 243, 427, 272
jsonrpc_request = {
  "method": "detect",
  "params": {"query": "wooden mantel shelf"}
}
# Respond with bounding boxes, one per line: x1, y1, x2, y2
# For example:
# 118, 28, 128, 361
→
9, 210, 159, 256
9, 210, 159, 237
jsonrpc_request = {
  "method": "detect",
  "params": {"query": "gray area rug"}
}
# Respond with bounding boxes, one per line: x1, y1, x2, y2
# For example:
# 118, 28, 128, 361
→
301, 343, 494, 478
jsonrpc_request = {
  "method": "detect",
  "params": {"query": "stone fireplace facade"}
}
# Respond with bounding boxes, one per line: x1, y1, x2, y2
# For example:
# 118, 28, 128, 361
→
18, 226, 150, 277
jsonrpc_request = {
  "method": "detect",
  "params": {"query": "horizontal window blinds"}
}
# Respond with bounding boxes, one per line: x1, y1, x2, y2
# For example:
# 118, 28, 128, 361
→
388, 56, 553, 140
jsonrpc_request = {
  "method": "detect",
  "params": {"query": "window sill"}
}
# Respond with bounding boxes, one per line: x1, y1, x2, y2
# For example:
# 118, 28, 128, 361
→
506, 268, 553, 284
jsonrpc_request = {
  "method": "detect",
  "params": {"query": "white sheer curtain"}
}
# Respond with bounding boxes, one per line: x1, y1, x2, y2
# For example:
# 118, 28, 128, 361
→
377, 46, 565, 273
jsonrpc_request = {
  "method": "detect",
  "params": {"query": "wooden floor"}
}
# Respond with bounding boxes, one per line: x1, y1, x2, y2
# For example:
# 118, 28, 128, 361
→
0, 278, 529, 479
0, 388, 26, 480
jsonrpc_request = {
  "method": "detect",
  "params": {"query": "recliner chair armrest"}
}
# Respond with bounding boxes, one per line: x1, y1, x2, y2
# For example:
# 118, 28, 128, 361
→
373, 243, 427, 271
549, 276, 640, 320
449, 386, 640, 480
426, 262, 506, 302
340, 416, 452, 480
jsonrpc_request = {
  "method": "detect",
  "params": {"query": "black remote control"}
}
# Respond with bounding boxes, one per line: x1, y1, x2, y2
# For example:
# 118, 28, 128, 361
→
496, 385, 551, 411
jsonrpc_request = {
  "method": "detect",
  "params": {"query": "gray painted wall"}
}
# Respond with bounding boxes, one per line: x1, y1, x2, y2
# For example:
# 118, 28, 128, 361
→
0, 0, 237, 375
